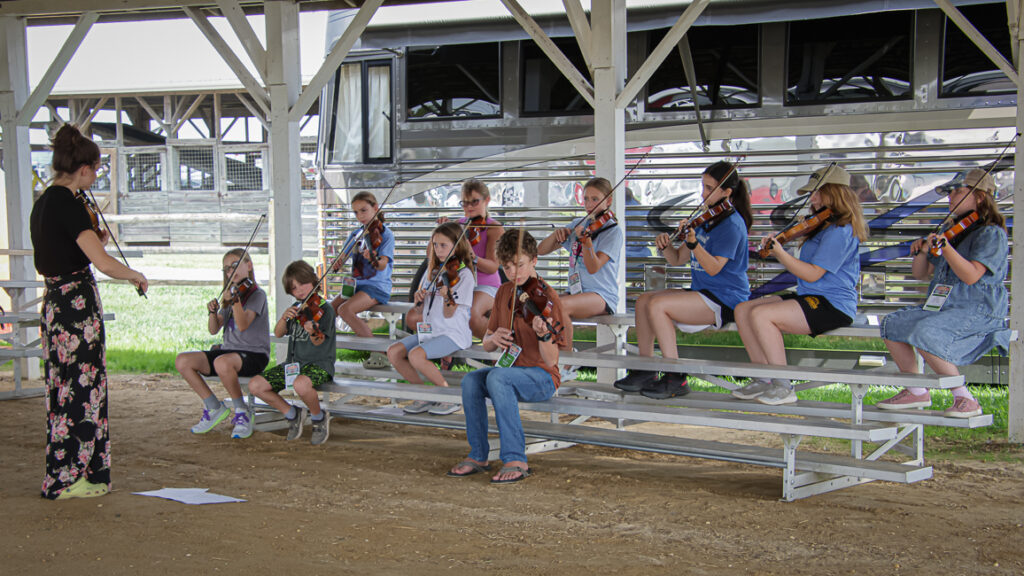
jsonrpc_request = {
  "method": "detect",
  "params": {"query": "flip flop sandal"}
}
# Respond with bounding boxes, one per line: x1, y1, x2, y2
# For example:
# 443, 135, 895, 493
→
490, 465, 532, 484
446, 459, 491, 477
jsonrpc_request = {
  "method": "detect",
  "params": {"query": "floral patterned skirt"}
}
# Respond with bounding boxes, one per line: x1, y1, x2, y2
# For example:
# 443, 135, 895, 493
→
40, 267, 108, 499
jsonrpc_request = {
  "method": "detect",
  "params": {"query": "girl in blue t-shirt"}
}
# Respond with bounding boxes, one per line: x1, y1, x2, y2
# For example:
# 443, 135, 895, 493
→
614, 161, 752, 400
330, 191, 395, 341
877, 168, 1010, 418
733, 166, 866, 405
537, 177, 624, 319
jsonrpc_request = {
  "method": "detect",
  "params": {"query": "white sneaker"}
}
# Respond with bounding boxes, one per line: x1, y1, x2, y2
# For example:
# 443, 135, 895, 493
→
230, 410, 254, 439
191, 403, 230, 434
428, 402, 461, 416
756, 384, 798, 406
732, 378, 772, 400
403, 400, 435, 414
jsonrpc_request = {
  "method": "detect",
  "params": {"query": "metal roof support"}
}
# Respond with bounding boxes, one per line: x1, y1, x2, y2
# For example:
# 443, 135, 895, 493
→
616, 0, 709, 108
935, 0, 1019, 86
592, 0, 627, 384
289, 0, 383, 122
217, 0, 268, 85
185, 5, 271, 116
1010, 0, 1023, 443
500, 0, 595, 108
677, 34, 709, 151
266, 0, 303, 325
17, 11, 97, 126
562, 0, 594, 77
0, 16, 42, 381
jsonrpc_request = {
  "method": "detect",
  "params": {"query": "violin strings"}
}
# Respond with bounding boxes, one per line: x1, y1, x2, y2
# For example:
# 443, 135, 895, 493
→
932, 134, 1018, 234
670, 156, 744, 243
216, 213, 266, 303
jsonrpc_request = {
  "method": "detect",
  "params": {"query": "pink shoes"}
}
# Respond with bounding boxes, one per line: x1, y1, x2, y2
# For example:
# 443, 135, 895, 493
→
876, 389, 932, 410
944, 396, 983, 418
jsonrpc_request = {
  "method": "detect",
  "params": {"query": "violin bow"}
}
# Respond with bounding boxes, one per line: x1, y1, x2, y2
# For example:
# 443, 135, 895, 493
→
85, 189, 148, 298
669, 156, 744, 243
765, 161, 839, 248
325, 180, 403, 278
569, 148, 654, 243
508, 223, 526, 335
216, 213, 266, 304
931, 134, 1018, 234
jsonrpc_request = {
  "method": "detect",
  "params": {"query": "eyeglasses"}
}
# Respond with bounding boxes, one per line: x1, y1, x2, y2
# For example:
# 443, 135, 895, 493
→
459, 198, 482, 208
935, 184, 966, 197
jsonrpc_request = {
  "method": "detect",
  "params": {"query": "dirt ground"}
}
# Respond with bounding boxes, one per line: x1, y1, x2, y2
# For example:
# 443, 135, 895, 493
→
1, 373, 1023, 575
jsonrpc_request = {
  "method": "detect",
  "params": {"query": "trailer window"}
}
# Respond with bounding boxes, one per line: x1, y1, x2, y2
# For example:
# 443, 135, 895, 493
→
521, 37, 592, 115
407, 43, 501, 119
786, 12, 913, 104
941, 3, 1014, 97
328, 60, 393, 164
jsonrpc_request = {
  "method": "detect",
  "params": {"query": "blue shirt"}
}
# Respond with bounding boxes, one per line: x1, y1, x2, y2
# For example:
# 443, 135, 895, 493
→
562, 216, 624, 311
691, 210, 750, 310
346, 224, 395, 299
795, 223, 860, 319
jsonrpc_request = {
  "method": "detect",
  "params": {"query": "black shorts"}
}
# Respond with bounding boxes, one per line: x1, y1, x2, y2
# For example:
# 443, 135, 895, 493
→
697, 289, 736, 325
202, 348, 270, 378
780, 294, 853, 337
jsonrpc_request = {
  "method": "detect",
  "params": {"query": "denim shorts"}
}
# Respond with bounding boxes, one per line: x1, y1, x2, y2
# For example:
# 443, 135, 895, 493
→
396, 334, 461, 359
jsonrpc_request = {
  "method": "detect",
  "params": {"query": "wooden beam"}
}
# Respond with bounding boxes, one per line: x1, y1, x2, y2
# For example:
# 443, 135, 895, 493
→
617, 0, 709, 108
290, 0, 383, 122
217, 0, 267, 85
562, 0, 593, 77
935, 0, 1019, 86
79, 96, 109, 132
135, 96, 169, 131
173, 94, 207, 134
17, 11, 97, 126
236, 92, 270, 131
501, 0, 594, 108
184, 5, 270, 116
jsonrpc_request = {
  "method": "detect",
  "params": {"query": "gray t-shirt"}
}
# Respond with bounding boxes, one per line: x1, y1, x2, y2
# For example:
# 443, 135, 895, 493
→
220, 286, 271, 356
285, 299, 337, 376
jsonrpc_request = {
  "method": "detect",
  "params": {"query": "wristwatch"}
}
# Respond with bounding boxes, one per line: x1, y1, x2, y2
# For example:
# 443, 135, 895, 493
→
685, 239, 699, 250
536, 332, 552, 342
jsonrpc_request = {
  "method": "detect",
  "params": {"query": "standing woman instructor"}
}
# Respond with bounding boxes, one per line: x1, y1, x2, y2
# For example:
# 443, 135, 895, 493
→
30, 124, 148, 499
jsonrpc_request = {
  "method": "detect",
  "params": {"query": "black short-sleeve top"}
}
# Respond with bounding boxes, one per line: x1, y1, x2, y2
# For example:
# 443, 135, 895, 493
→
30, 185, 95, 276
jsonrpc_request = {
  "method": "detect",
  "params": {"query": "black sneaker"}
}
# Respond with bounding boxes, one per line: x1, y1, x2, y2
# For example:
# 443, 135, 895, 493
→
641, 373, 690, 399
613, 370, 659, 393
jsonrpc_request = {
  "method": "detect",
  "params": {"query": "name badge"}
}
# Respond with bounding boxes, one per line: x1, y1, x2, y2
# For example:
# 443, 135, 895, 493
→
568, 272, 583, 295
416, 321, 433, 341
497, 344, 522, 368
923, 284, 952, 312
283, 362, 301, 389
341, 276, 356, 298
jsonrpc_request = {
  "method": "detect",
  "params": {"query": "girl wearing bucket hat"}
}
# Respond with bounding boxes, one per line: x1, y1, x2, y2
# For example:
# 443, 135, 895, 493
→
877, 168, 1011, 417
733, 165, 867, 405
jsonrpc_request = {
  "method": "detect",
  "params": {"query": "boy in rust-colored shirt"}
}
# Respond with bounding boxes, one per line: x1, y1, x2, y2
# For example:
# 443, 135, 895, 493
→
447, 230, 572, 484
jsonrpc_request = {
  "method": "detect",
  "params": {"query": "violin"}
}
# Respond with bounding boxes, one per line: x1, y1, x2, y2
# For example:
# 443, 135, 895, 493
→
921, 211, 980, 257
465, 215, 486, 246
365, 217, 384, 267
579, 210, 616, 240
295, 292, 326, 341
74, 189, 103, 236
670, 199, 734, 242
513, 276, 563, 340
222, 278, 255, 309
436, 259, 462, 306
758, 207, 834, 258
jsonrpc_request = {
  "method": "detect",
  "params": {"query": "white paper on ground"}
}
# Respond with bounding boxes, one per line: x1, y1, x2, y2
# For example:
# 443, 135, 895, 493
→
133, 487, 246, 505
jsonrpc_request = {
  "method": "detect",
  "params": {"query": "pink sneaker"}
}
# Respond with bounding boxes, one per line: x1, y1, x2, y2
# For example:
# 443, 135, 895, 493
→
944, 396, 982, 418
876, 389, 932, 410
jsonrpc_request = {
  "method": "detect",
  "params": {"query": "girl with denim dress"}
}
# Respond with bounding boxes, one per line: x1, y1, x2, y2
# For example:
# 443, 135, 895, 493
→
613, 161, 752, 400
877, 168, 1011, 417
733, 166, 866, 405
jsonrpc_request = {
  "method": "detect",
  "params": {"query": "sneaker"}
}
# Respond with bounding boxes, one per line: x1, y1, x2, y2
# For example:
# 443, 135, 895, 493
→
310, 413, 331, 445
876, 389, 932, 410
191, 403, 230, 434
640, 373, 690, 399
230, 410, 253, 439
559, 365, 579, 382
613, 370, 659, 393
756, 383, 798, 405
428, 402, 461, 416
285, 406, 306, 441
732, 378, 773, 400
944, 396, 982, 418
403, 400, 435, 414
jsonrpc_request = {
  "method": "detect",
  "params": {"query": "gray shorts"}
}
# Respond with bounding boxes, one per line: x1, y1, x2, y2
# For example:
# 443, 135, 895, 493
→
474, 284, 499, 298
396, 334, 461, 359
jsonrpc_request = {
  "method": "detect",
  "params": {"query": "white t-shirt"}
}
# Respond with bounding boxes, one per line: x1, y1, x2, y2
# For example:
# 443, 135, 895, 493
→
418, 264, 476, 349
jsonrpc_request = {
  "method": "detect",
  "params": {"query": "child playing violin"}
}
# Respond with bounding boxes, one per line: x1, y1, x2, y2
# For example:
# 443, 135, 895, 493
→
175, 248, 270, 438
411, 179, 503, 338
614, 161, 752, 399
330, 191, 394, 367
538, 177, 623, 319
387, 223, 476, 416
733, 166, 866, 405
877, 168, 1010, 417
248, 261, 337, 444
447, 230, 572, 484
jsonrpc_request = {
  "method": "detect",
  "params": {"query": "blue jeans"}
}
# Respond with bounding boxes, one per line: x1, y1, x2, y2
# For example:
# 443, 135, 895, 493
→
461, 366, 556, 465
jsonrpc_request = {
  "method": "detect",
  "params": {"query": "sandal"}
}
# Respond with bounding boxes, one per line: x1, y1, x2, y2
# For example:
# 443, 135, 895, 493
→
446, 459, 491, 477
362, 351, 390, 370
437, 355, 454, 371
490, 465, 532, 484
